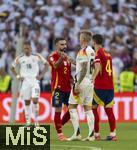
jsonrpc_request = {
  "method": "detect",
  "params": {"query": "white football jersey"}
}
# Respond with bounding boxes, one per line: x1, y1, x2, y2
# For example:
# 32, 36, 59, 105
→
12, 53, 47, 79
76, 46, 95, 82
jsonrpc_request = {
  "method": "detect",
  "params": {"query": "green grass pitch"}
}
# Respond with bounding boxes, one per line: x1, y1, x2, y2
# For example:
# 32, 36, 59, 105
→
50, 123, 137, 150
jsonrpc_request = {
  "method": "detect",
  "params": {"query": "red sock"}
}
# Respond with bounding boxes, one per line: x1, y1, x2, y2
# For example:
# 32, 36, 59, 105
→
105, 108, 116, 132
54, 112, 62, 134
92, 108, 100, 133
61, 111, 70, 126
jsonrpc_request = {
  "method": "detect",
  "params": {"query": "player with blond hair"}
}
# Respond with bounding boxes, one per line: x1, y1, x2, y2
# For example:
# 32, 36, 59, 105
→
68, 30, 95, 141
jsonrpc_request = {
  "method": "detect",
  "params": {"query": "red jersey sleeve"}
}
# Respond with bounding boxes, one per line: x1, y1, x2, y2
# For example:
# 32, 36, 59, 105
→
48, 53, 57, 68
94, 49, 103, 64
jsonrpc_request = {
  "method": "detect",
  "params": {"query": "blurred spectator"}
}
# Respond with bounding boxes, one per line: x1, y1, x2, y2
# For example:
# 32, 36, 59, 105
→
0, 0, 137, 92
120, 67, 135, 92
0, 67, 11, 93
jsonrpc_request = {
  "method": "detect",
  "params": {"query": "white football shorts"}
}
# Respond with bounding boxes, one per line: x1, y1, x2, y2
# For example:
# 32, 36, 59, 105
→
69, 78, 93, 106
20, 78, 40, 100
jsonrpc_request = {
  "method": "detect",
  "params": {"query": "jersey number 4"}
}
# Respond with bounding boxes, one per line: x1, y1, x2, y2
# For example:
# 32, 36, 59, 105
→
105, 60, 112, 76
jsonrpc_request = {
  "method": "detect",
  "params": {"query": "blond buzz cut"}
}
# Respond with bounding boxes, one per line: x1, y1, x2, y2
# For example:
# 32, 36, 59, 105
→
80, 30, 92, 42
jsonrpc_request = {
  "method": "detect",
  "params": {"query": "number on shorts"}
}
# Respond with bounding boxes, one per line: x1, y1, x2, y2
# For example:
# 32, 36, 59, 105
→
55, 92, 59, 99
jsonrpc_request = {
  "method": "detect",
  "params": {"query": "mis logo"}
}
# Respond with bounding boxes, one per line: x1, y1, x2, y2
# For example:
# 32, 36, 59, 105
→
0, 125, 50, 150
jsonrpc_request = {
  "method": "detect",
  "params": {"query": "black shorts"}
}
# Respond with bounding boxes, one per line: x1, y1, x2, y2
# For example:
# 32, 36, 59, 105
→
52, 89, 70, 108
92, 89, 114, 107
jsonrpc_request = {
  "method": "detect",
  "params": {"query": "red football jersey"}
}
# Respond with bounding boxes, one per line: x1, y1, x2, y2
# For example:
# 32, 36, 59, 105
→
94, 48, 114, 89
48, 51, 71, 92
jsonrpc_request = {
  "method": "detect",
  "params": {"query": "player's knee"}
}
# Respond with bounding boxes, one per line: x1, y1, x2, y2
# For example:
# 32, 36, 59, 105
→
84, 105, 91, 111
32, 98, 38, 104
92, 105, 98, 109
55, 107, 61, 112
25, 100, 30, 105
68, 104, 77, 109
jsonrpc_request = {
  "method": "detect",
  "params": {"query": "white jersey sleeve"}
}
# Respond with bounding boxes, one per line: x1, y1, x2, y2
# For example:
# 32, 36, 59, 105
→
11, 55, 22, 68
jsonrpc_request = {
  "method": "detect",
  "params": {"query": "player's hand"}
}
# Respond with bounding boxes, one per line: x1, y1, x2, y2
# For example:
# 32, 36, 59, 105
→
74, 83, 81, 94
60, 51, 67, 59
16, 75, 24, 81
91, 76, 95, 84
36, 74, 43, 80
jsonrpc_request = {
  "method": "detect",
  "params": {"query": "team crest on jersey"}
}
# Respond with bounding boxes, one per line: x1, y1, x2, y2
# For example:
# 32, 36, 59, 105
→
50, 57, 54, 61
64, 61, 67, 66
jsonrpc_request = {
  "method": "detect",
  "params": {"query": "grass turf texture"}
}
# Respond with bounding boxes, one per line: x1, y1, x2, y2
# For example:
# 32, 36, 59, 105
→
51, 123, 137, 150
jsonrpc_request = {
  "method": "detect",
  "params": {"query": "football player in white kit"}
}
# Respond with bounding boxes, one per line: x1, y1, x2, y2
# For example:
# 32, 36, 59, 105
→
11, 41, 48, 127
68, 30, 95, 141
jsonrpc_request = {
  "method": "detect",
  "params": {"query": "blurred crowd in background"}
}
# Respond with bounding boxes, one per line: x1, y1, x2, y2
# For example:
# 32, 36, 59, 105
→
0, 0, 137, 93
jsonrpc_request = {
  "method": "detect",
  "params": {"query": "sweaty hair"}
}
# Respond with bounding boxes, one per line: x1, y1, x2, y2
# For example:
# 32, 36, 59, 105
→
92, 34, 104, 45
80, 30, 92, 42
55, 37, 66, 44
24, 40, 31, 45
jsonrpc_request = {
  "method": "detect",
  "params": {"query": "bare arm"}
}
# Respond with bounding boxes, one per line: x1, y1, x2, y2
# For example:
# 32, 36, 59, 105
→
53, 55, 64, 68
10, 65, 23, 80
92, 62, 101, 82
77, 62, 87, 84
10, 66, 18, 77
37, 62, 49, 80
67, 56, 76, 65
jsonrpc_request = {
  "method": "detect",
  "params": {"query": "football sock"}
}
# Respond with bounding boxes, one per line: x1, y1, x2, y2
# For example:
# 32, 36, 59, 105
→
54, 112, 62, 134
92, 108, 100, 133
69, 109, 80, 135
25, 105, 31, 125
105, 107, 116, 134
85, 110, 94, 137
33, 103, 39, 123
61, 110, 70, 125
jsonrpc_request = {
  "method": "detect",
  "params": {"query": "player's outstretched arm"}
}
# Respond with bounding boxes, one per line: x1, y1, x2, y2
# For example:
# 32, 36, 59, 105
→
10, 57, 23, 80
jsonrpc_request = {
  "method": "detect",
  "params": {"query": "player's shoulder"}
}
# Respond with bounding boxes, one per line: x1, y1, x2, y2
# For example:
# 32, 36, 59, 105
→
85, 46, 95, 56
32, 53, 42, 58
49, 51, 57, 57
15, 53, 24, 60
48, 51, 57, 62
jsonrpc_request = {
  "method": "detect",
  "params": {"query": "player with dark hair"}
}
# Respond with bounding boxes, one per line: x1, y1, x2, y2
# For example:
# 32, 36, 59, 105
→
92, 34, 117, 141
48, 37, 75, 141
11, 41, 48, 127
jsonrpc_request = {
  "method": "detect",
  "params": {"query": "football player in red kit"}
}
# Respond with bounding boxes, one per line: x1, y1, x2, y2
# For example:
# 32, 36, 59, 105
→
48, 37, 74, 141
92, 34, 116, 141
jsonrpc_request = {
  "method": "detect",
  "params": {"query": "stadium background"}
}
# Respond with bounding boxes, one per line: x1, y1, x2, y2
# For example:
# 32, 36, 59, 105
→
0, 1, 137, 150
0, 0, 137, 122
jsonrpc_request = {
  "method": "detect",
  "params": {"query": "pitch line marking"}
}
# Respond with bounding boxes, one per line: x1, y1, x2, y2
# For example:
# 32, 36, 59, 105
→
51, 144, 102, 150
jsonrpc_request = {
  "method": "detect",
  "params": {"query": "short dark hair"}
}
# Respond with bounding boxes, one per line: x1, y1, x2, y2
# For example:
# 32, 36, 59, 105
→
24, 40, 31, 45
55, 37, 66, 44
92, 34, 104, 45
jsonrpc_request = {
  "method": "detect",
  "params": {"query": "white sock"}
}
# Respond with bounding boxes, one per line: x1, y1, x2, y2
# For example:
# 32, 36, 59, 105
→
69, 109, 80, 136
110, 132, 116, 137
33, 103, 39, 123
25, 105, 30, 125
85, 110, 94, 137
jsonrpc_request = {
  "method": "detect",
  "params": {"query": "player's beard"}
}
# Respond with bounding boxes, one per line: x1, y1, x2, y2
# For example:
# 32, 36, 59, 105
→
60, 47, 67, 52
